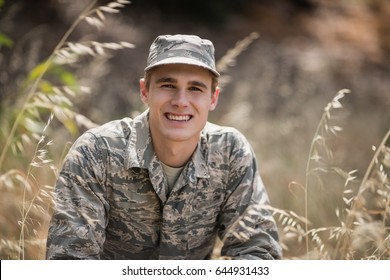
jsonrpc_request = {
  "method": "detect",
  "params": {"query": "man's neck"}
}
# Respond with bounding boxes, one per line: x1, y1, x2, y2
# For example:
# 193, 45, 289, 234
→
152, 138, 198, 168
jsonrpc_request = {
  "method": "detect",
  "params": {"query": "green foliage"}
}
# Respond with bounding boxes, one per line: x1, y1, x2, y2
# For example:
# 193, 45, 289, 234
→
0, 0, 133, 259
0, 33, 13, 48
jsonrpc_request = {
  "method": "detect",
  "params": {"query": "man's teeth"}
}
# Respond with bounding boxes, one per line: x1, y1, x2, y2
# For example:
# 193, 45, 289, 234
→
167, 114, 190, 121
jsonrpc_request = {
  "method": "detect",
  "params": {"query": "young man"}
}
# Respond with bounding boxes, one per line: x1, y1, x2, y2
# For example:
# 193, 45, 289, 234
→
46, 34, 282, 260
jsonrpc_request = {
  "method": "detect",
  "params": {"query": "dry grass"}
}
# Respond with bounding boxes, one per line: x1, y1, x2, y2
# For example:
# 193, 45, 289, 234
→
213, 90, 389, 260
1, 0, 389, 260
0, 0, 133, 259
272, 91, 390, 259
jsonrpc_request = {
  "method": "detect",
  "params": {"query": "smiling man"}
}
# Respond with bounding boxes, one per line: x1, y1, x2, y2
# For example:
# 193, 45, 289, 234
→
141, 63, 219, 168
46, 34, 282, 260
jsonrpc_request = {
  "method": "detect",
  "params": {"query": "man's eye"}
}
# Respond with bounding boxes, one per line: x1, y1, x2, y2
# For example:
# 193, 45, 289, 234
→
189, 87, 202, 92
161, 84, 175, 88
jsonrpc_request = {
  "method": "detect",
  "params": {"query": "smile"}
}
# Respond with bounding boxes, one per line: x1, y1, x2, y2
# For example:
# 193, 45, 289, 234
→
165, 113, 192, 121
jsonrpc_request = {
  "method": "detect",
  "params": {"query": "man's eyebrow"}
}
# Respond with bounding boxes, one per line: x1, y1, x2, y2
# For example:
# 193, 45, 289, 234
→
155, 77, 177, 84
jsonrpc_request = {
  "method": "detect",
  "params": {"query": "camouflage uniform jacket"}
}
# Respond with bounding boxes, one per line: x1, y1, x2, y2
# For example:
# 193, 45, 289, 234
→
46, 110, 282, 260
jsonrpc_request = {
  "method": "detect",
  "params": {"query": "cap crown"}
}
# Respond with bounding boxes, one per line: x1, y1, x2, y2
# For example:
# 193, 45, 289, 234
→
145, 34, 219, 77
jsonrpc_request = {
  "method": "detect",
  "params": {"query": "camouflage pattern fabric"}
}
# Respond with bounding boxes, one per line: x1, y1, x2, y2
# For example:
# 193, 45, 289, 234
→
46, 109, 282, 259
145, 34, 220, 77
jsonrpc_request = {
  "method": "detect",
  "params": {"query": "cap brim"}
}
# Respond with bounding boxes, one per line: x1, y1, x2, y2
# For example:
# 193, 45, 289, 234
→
144, 57, 220, 77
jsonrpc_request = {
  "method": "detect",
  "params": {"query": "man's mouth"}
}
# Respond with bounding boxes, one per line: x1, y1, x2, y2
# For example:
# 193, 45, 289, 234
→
165, 113, 192, 121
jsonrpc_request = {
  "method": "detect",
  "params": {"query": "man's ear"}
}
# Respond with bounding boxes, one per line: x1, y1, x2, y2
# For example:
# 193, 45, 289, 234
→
209, 86, 220, 111
139, 78, 148, 104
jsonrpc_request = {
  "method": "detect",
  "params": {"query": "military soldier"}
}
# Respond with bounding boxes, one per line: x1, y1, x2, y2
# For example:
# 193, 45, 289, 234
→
46, 34, 282, 259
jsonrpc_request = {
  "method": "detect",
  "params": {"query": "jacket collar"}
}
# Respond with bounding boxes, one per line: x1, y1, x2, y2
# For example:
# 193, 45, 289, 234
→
124, 109, 210, 183
124, 109, 156, 170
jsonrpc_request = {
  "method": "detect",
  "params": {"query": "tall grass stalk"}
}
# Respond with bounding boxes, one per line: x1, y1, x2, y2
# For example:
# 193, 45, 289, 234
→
338, 128, 390, 259
0, 0, 133, 259
216, 32, 259, 90
18, 113, 54, 260
0, 0, 96, 171
277, 89, 390, 259
358, 129, 390, 198
0, 0, 133, 171
303, 89, 350, 258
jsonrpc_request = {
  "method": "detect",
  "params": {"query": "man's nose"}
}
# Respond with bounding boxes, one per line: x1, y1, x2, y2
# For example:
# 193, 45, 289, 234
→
171, 89, 189, 107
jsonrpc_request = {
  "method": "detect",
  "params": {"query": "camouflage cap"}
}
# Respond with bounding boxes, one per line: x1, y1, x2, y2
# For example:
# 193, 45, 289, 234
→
145, 34, 220, 77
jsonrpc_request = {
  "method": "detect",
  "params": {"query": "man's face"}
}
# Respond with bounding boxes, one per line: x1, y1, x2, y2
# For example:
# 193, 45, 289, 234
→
140, 64, 220, 145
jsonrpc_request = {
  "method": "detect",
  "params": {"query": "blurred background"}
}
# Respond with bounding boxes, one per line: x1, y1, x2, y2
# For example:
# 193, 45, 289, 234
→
1, 0, 389, 259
